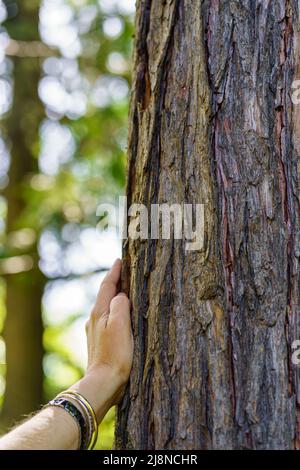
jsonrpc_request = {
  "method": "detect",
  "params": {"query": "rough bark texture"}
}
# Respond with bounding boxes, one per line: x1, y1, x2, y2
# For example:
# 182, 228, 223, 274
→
0, 1, 45, 429
116, 0, 300, 449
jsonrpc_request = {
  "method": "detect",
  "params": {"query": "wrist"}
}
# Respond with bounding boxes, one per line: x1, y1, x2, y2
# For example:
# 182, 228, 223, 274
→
70, 365, 125, 423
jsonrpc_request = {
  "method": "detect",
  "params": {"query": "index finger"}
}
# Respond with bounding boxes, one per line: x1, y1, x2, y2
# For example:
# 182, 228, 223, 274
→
94, 258, 122, 316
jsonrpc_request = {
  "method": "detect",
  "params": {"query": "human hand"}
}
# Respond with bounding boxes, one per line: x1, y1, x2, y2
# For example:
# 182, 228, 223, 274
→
71, 258, 133, 422
86, 258, 133, 390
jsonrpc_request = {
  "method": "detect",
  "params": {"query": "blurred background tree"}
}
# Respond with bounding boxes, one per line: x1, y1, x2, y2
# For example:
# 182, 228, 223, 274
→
0, 0, 134, 449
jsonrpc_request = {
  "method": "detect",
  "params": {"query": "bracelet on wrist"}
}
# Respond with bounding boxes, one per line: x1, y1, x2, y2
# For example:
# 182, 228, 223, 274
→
59, 390, 98, 450
46, 390, 98, 450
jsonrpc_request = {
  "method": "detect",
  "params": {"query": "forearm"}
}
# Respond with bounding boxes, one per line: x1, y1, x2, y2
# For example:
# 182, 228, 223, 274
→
0, 368, 123, 450
0, 407, 79, 450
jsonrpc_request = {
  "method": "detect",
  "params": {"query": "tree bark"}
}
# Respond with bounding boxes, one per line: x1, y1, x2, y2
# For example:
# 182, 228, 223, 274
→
0, 1, 45, 429
116, 0, 300, 449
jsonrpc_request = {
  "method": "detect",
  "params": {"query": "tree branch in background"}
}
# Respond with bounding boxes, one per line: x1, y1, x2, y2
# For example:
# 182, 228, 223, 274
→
5, 39, 58, 58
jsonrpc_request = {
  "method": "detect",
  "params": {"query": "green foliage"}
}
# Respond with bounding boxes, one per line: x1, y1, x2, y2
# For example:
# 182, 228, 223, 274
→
97, 407, 116, 450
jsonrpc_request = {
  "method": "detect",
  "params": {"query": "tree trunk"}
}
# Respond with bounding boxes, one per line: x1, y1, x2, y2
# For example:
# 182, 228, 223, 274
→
116, 0, 300, 450
0, 1, 45, 429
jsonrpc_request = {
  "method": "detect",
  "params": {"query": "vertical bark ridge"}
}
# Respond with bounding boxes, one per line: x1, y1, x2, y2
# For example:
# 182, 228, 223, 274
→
289, 0, 300, 450
117, 0, 233, 449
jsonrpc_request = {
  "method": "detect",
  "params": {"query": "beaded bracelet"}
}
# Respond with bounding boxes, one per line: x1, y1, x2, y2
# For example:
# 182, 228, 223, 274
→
58, 390, 98, 450
46, 397, 88, 449
46, 391, 98, 450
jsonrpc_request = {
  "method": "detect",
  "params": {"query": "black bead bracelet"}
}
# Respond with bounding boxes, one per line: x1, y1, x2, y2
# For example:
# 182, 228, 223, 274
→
47, 397, 89, 450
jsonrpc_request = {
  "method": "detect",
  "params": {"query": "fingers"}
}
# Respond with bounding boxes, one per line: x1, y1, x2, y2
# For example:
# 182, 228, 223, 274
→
94, 258, 122, 316
108, 292, 131, 327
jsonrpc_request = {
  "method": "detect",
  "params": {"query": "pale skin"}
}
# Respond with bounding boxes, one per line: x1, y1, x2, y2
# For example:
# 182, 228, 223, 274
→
0, 258, 133, 450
